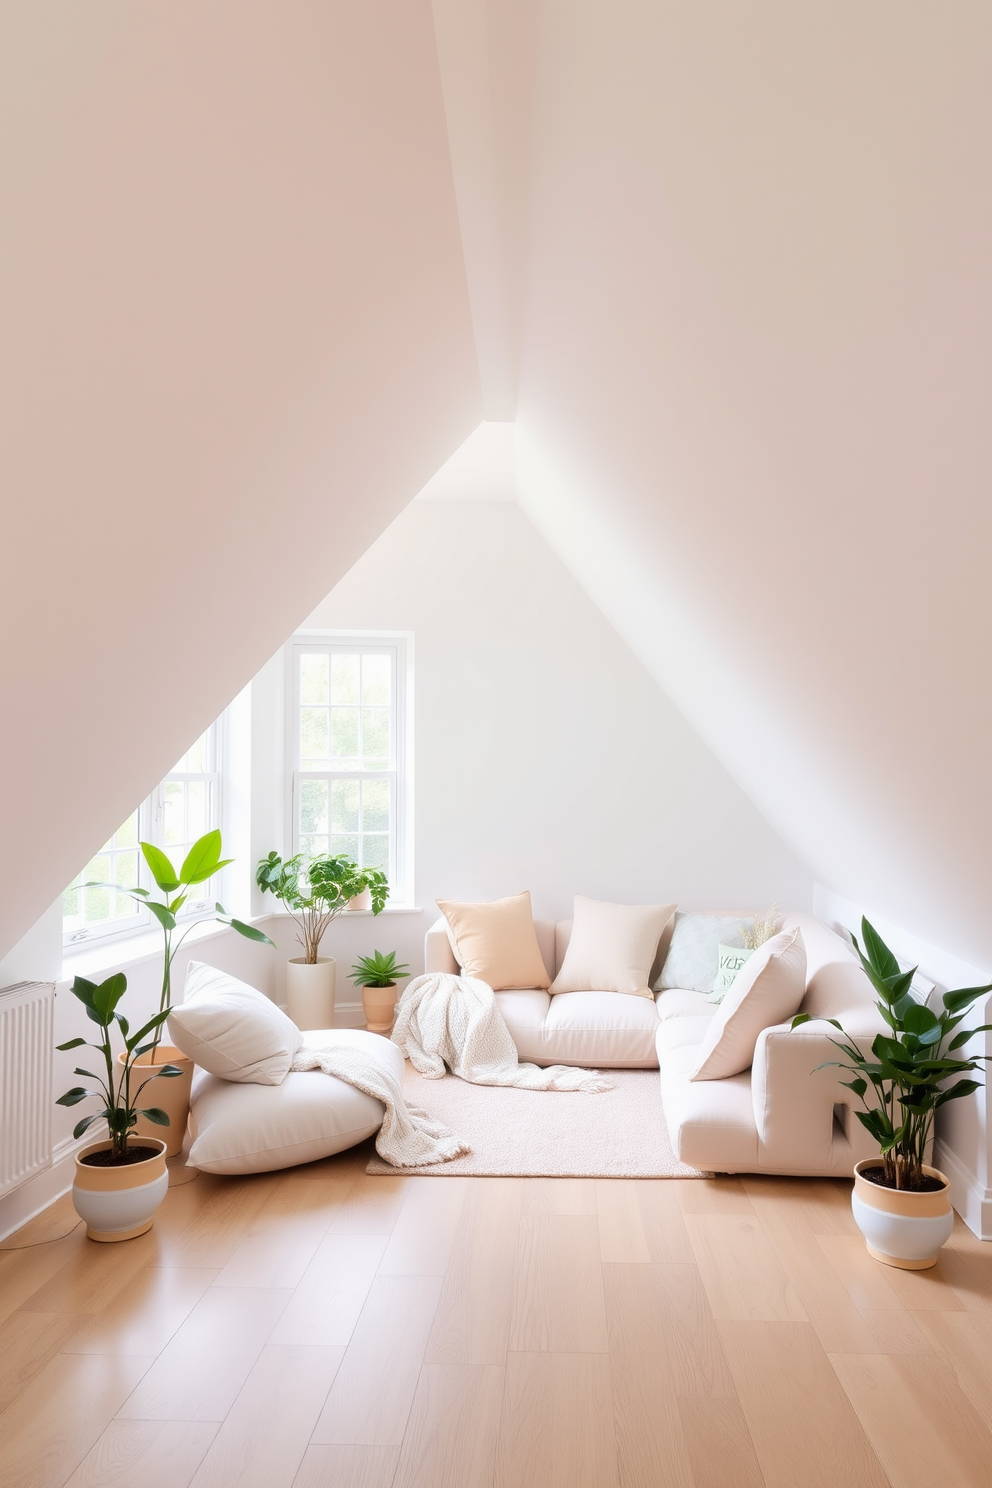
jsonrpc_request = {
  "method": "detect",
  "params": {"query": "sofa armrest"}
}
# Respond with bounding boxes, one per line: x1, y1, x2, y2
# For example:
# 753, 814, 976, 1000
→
751, 1019, 882, 1174
425, 917, 459, 975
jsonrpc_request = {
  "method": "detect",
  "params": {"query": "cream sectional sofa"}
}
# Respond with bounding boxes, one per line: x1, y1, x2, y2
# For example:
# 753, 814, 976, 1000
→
425, 910, 885, 1178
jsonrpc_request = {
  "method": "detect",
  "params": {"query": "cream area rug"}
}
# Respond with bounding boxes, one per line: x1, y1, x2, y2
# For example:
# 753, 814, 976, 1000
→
365, 1064, 708, 1179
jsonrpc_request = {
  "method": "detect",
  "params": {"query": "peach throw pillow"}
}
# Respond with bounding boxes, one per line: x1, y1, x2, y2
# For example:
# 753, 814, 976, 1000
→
690, 927, 807, 1081
550, 895, 677, 998
436, 891, 551, 991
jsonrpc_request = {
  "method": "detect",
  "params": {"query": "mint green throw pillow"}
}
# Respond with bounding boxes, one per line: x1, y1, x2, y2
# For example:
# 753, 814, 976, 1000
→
709, 945, 754, 1002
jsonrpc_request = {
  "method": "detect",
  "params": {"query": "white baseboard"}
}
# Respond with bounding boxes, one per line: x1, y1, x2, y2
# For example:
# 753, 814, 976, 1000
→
0, 1129, 100, 1243
935, 1137, 992, 1241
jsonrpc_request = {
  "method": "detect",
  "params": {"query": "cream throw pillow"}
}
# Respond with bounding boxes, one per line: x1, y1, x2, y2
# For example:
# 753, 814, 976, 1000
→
690, 927, 807, 1081
168, 961, 303, 1086
550, 895, 677, 998
436, 891, 551, 990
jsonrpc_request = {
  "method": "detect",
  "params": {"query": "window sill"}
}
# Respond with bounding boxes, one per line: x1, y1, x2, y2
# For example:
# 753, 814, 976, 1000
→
61, 915, 272, 982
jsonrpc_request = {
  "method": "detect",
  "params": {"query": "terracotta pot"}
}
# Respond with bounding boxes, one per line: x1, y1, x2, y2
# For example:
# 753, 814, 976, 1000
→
118, 1045, 193, 1158
362, 982, 398, 1035
851, 1158, 954, 1270
72, 1137, 169, 1242
286, 956, 336, 1030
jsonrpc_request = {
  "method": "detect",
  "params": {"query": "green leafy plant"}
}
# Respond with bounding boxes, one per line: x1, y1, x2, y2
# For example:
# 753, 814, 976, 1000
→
256, 852, 388, 964
90, 828, 273, 1049
350, 950, 410, 988
791, 916, 992, 1190
56, 973, 182, 1159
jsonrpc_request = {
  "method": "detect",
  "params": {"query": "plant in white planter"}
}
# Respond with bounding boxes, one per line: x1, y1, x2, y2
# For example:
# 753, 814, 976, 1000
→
91, 828, 272, 1155
256, 852, 388, 1029
57, 972, 181, 1242
350, 950, 410, 1035
792, 916, 992, 1269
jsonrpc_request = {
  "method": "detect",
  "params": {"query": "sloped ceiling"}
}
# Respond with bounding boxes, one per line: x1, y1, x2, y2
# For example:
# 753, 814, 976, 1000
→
0, 2, 482, 958
433, 1, 992, 966
3, 2, 989, 968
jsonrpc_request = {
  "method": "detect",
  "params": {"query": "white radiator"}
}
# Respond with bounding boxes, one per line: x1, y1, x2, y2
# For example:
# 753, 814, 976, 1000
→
0, 981, 55, 1198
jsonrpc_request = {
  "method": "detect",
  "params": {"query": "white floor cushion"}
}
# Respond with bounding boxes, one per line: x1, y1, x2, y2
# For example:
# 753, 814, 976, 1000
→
187, 1028, 402, 1174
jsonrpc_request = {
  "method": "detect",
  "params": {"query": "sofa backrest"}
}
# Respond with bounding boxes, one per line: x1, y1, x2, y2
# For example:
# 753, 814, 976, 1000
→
426, 909, 881, 1017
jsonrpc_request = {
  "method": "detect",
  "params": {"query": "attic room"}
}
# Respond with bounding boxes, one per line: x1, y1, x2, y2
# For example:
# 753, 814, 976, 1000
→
1, 3, 990, 1485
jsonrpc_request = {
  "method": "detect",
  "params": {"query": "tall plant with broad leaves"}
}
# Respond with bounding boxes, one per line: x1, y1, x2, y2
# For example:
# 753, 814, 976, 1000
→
56, 973, 182, 1159
255, 852, 388, 963
791, 917, 992, 1190
91, 829, 273, 1050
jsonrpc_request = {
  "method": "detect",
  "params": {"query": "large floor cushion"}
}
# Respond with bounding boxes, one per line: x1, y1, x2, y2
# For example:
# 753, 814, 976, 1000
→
496, 988, 662, 1068
187, 1028, 401, 1174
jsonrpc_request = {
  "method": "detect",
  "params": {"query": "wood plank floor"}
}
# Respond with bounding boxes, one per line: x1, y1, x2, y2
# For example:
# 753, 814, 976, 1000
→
3, 1151, 992, 1488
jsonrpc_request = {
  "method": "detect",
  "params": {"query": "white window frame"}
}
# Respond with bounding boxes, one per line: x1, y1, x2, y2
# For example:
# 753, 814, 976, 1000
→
288, 632, 412, 905
62, 715, 226, 948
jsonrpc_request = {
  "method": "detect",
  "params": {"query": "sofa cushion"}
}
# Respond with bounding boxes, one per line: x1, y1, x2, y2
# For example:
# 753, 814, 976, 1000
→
690, 927, 807, 1081
169, 961, 303, 1086
657, 1032, 759, 1170
496, 988, 661, 1068
655, 989, 715, 1023
436, 891, 551, 990
655, 913, 753, 993
187, 1028, 399, 1174
550, 895, 676, 998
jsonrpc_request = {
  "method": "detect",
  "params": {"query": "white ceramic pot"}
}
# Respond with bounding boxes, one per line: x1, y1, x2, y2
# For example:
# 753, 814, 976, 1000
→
347, 887, 372, 912
72, 1137, 169, 1243
851, 1158, 954, 1270
286, 957, 335, 1030
117, 1044, 193, 1158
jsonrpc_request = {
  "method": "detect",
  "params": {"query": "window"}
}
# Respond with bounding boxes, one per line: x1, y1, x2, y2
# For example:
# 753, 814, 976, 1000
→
62, 722, 222, 944
291, 637, 409, 899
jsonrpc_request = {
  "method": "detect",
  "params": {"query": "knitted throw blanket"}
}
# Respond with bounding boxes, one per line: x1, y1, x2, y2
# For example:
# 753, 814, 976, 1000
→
290, 1042, 470, 1169
391, 973, 615, 1094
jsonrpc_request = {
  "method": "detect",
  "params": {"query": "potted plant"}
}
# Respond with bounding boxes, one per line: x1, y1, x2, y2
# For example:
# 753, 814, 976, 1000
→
92, 828, 272, 1154
57, 972, 181, 1242
255, 851, 388, 1029
792, 916, 992, 1269
350, 950, 410, 1034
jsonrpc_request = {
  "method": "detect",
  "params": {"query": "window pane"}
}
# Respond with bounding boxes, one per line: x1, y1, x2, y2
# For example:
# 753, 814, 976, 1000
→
362, 778, 390, 833
84, 885, 111, 924
162, 781, 185, 845
331, 778, 360, 833
63, 885, 79, 920
87, 852, 110, 884
116, 850, 138, 889
361, 708, 390, 764
330, 833, 359, 861
331, 707, 359, 760
300, 779, 329, 837
300, 652, 329, 706
362, 654, 390, 706
187, 780, 207, 841
362, 834, 389, 872
300, 707, 329, 760
331, 654, 360, 705
300, 833, 329, 858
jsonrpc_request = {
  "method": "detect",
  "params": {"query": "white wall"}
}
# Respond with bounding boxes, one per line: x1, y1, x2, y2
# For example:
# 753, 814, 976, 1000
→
305, 498, 814, 920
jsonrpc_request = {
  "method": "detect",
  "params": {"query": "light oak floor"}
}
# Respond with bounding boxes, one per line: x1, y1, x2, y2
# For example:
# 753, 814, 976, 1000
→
3, 1149, 992, 1488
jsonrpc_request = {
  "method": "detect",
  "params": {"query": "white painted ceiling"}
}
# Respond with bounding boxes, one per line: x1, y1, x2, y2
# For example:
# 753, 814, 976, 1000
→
2, 2, 989, 965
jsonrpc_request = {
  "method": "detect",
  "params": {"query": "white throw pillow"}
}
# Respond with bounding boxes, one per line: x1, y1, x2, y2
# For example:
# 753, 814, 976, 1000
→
656, 913, 752, 993
550, 895, 677, 998
690, 927, 807, 1081
169, 961, 303, 1086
